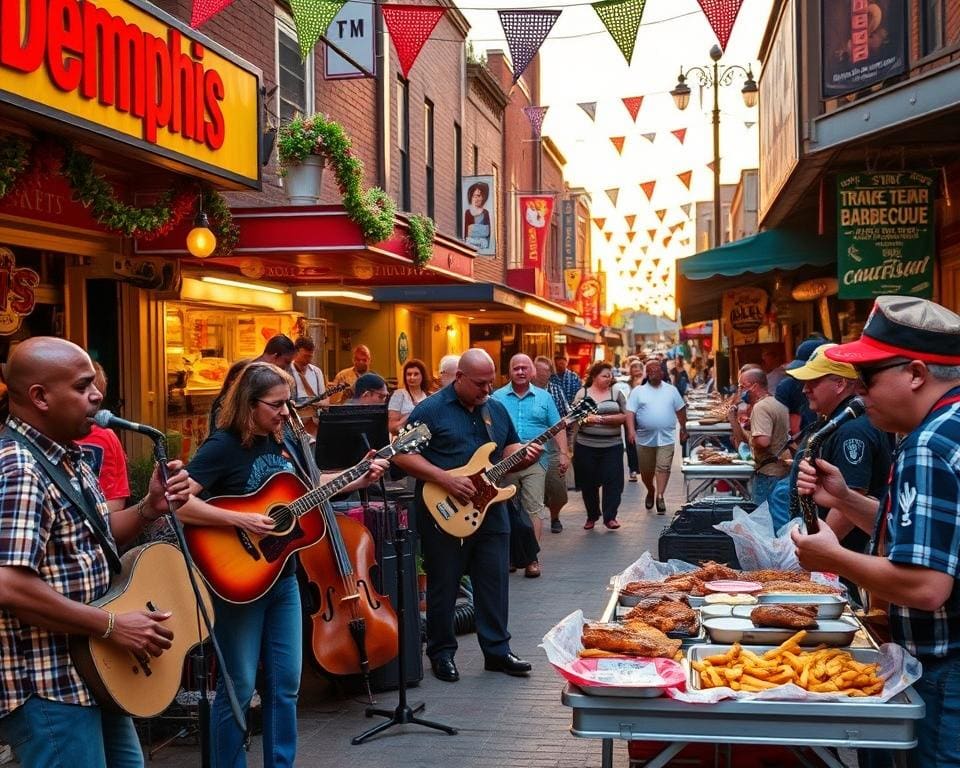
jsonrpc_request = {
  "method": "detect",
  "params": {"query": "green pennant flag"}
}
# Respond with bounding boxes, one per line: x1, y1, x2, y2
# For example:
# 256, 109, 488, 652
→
592, 0, 647, 66
290, 0, 346, 59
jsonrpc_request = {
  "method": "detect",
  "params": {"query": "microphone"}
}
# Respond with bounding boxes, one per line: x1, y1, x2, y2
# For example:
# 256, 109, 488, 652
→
810, 397, 866, 442
93, 410, 165, 441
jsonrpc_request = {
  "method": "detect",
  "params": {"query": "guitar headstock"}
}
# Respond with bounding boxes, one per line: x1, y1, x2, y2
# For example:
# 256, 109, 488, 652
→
569, 396, 599, 422
391, 422, 432, 455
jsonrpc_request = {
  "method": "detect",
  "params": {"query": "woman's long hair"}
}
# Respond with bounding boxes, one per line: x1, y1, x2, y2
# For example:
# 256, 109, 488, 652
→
216, 362, 293, 447
400, 358, 432, 395
584, 361, 612, 388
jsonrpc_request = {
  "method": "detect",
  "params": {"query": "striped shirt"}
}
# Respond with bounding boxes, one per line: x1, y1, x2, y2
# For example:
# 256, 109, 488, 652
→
0, 416, 113, 715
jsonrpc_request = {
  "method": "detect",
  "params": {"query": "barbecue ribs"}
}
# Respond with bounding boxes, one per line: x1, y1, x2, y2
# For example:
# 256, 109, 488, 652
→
750, 604, 819, 629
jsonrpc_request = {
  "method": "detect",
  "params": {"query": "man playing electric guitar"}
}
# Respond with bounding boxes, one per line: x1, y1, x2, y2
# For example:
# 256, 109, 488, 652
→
393, 349, 541, 684
0, 338, 190, 768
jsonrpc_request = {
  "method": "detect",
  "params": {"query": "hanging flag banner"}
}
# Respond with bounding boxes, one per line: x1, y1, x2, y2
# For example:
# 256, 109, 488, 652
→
697, 0, 744, 51
669, 223, 682, 234
577, 273, 603, 326
681, 202, 693, 217
604, 231, 613, 241
592, 0, 647, 65
626, 231, 637, 242
518, 194, 555, 269
640, 245, 648, 254
647, 228, 657, 240
290, 0, 347, 58
499, 10, 562, 84
561, 198, 577, 271
655, 209, 666, 221
191, 0, 237, 28
821, 0, 906, 98
381, 4, 446, 77
564, 268, 583, 302
706, 160, 717, 173
641, 132, 657, 143
671, 128, 687, 144
619, 244, 627, 254
592, 217, 606, 229
663, 235, 672, 247
622, 95, 644, 121
325, 1, 377, 79
578, 102, 598, 121
610, 136, 625, 154
836, 170, 935, 299
523, 105, 549, 137
624, 214, 636, 229
640, 180, 656, 201
605, 188, 620, 206
677, 170, 693, 189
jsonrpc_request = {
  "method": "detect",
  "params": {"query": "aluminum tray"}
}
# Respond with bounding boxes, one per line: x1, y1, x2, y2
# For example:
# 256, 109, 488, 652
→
756, 593, 847, 619
613, 603, 705, 646
702, 616, 859, 646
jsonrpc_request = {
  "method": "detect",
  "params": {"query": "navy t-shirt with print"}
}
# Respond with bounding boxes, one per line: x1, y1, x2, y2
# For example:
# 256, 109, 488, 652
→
188, 429, 296, 498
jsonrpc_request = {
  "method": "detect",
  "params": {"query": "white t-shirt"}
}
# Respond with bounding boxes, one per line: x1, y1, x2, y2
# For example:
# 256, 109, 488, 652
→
387, 388, 426, 416
626, 382, 686, 447
291, 363, 326, 400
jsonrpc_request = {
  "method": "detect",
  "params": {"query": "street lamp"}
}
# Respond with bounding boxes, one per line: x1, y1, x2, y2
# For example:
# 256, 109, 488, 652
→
670, 44, 758, 249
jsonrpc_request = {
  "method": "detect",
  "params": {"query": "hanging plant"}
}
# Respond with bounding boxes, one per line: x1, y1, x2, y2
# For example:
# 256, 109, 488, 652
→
202, 189, 239, 257
407, 214, 436, 268
0, 137, 31, 199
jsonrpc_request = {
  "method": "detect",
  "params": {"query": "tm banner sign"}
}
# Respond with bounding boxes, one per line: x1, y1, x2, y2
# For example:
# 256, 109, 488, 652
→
836, 170, 936, 299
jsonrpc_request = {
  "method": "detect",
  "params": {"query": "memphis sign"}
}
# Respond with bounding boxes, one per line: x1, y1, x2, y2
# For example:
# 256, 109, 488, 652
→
0, 0, 260, 188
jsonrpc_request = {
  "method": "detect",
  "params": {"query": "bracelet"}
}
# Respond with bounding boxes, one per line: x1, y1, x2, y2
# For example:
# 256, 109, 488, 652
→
136, 497, 160, 523
102, 610, 115, 640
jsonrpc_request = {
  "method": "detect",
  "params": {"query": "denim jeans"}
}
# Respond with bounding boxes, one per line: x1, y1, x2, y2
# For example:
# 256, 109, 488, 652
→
908, 654, 960, 767
752, 472, 784, 508
0, 696, 142, 768
211, 573, 302, 768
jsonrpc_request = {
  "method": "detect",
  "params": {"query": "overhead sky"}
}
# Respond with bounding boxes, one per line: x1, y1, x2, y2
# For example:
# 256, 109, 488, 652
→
460, 0, 775, 318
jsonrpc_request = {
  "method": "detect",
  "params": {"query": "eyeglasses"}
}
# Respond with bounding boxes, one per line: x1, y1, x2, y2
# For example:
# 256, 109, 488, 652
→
256, 399, 289, 411
856, 361, 908, 389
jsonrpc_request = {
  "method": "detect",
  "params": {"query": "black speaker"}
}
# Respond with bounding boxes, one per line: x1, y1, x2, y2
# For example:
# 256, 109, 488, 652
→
369, 535, 423, 691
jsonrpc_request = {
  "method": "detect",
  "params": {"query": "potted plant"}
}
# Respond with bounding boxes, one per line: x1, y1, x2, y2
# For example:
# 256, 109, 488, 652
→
277, 115, 329, 204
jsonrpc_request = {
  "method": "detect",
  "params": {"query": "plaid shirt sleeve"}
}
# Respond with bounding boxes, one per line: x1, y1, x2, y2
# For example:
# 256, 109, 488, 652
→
0, 447, 52, 573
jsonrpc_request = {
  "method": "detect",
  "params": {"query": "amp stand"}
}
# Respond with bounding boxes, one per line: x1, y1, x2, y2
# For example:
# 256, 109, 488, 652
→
351, 526, 457, 744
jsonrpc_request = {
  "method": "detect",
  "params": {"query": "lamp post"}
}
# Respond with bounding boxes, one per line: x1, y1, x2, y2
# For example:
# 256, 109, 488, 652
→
671, 44, 758, 250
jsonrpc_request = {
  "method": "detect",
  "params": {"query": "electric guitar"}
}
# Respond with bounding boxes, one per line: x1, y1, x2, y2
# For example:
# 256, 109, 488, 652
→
423, 397, 598, 538
69, 541, 215, 718
183, 424, 431, 604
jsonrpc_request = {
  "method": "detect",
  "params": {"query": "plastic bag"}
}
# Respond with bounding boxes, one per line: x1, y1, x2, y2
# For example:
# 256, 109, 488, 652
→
713, 503, 802, 572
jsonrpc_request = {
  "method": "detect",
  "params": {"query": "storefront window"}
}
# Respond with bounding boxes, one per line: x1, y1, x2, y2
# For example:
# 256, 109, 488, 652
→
922, 0, 947, 56
0, 245, 65, 362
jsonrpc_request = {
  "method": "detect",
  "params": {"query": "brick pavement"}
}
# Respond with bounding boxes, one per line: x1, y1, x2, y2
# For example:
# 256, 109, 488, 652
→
140, 458, 689, 767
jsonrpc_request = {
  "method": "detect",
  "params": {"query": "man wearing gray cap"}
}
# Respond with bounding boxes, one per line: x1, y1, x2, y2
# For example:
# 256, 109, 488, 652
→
792, 296, 960, 767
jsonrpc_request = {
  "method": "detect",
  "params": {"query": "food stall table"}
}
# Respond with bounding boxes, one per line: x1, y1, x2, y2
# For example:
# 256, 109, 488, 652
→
686, 421, 732, 451
681, 462, 754, 502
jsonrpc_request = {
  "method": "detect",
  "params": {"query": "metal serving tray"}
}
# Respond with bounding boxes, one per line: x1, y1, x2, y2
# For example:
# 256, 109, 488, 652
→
702, 616, 859, 646
613, 603, 705, 646
756, 593, 847, 619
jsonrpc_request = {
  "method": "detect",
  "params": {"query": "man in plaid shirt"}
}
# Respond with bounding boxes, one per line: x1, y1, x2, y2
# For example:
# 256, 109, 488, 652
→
792, 297, 960, 767
534, 357, 570, 533
0, 338, 190, 767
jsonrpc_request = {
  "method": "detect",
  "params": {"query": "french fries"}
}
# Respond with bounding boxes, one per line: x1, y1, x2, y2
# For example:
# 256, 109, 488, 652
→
690, 631, 884, 696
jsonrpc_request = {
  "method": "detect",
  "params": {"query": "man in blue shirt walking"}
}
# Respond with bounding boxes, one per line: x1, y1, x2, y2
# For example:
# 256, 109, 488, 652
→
551, 354, 582, 404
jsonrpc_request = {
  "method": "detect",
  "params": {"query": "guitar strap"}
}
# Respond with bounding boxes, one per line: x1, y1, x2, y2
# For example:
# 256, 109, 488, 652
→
480, 404, 496, 443
1, 427, 122, 574
294, 364, 318, 398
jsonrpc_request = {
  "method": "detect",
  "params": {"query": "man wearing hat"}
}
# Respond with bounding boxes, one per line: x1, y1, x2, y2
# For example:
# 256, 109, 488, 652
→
792, 296, 960, 766
775, 334, 828, 438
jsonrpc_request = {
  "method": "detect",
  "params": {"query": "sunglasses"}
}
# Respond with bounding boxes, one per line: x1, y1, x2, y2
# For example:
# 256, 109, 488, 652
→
856, 361, 908, 389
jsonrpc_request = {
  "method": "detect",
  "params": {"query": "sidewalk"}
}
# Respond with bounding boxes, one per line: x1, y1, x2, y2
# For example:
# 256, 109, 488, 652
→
143, 459, 689, 767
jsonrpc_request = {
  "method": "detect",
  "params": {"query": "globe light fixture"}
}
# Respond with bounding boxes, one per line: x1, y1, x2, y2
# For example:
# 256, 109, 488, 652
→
186, 207, 217, 258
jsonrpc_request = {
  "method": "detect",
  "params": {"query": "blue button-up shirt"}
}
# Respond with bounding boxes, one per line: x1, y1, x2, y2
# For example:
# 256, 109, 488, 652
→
492, 384, 560, 467
551, 369, 582, 403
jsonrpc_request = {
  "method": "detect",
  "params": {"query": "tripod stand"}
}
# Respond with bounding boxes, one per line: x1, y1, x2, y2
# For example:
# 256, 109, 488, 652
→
352, 525, 457, 744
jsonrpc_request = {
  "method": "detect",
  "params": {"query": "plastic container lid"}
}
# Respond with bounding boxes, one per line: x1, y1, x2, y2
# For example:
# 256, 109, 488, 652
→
703, 580, 763, 594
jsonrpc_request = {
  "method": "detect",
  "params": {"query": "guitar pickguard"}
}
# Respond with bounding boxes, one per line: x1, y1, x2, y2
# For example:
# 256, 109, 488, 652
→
259, 519, 306, 563
467, 472, 498, 510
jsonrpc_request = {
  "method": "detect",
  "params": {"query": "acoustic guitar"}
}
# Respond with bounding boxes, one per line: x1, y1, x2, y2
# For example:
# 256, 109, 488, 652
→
69, 541, 215, 718
422, 397, 597, 538
183, 424, 431, 604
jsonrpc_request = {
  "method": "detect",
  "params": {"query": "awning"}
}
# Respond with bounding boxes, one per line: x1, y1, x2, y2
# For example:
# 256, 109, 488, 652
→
562, 324, 602, 343
632, 313, 679, 336
677, 230, 836, 323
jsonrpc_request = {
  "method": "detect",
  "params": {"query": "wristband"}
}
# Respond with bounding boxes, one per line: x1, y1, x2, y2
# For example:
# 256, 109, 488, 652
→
102, 610, 115, 640
136, 497, 160, 523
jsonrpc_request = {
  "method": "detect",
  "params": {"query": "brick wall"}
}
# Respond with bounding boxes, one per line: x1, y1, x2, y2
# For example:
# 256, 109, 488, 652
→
908, 0, 960, 74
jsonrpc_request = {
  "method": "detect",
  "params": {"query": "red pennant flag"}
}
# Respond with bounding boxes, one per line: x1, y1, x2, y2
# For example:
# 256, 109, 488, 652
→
604, 231, 613, 241
647, 228, 657, 240
671, 128, 687, 144
592, 217, 606, 229
610, 136, 625, 155
191, 0, 235, 27
677, 170, 692, 189
382, 5, 447, 78
622, 96, 644, 122
655, 209, 666, 221
640, 180, 656, 201
626, 231, 637, 242
624, 214, 636, 229
697, 0, 745, 51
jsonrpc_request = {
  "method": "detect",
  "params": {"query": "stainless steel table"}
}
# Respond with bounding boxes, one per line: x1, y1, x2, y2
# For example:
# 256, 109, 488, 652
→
686, 421, 732, 451
680, 462, 754, 502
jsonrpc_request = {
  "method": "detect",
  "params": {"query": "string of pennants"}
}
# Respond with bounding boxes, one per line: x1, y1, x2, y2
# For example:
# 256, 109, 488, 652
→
191, 0, 746, 82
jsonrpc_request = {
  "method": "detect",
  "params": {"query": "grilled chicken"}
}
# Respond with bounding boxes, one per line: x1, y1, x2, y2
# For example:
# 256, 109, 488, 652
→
582, 622, 681, 659
663, 573, 708, 595
760, 580, 841, 595
750, 604, 819, 629
624, 599, 698, 635
739, 569, 812, 584
689, 561, 740, 582
621, 580, 689, 601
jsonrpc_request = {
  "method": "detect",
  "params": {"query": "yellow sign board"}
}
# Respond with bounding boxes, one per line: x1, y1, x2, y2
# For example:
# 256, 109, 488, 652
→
0, 0, 261, 188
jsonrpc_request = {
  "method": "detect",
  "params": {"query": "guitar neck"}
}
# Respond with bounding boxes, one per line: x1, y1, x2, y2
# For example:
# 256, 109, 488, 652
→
288, 446, 394, 517
488, 419, 567, 484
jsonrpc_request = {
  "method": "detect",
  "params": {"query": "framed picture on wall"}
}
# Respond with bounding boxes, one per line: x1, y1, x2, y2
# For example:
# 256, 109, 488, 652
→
461, 175, 496, 256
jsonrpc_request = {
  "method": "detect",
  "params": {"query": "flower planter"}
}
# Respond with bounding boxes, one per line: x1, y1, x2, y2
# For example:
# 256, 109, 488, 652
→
284, 155, 325, 204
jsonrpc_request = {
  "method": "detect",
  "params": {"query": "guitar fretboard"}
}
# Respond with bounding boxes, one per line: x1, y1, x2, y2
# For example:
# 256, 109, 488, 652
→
285, 447, 394, 518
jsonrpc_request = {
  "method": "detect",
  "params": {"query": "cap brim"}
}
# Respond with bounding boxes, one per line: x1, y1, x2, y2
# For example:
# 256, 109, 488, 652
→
785, 365, 822, 380
824, 338, 900, 365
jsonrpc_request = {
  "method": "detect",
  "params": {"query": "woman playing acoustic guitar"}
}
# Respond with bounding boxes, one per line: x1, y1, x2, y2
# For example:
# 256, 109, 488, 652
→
176, 363, 386, 767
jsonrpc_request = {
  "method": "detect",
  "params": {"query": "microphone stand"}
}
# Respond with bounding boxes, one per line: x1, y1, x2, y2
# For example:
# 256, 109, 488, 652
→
150, 436, 246, 767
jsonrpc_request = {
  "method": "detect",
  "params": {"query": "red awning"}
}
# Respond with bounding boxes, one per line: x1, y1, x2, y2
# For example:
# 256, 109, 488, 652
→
135, 205, 475, 286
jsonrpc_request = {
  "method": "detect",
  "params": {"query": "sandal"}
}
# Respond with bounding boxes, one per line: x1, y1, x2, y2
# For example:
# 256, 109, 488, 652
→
604, 520, 621, 530
583, 520, 596, 530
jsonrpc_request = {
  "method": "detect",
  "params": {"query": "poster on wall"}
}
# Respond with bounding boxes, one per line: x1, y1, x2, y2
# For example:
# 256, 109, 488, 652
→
821, 0, 906, 98
722, 287, 768, 346
518, 194, 555, 269
836, 170, 935, 299
0, 248, 39, 335
461, 175, 496, 255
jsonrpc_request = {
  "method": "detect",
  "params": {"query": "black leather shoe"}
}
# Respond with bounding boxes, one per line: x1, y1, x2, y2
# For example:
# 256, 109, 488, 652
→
483, 652, 532, 676
430, 656, 459, 682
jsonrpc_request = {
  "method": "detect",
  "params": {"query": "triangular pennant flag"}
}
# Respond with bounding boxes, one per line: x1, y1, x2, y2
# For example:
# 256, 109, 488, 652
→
677, 170, 692, 189
610, 136, 625, 155
681, 203, 692, 218
669, 223, 682, 234
592, 0, 647, 65
578, 102, 598, 121
630, 270, 637, 278
655, 209, 666, 221
671, 128, 687, 144
641, 132, 656, 143
640, 245, 648, 254
696, 0, 745, 51
744, 121, 756, 130
707, 160, 717, 173
624, 214, 636, 229
622, 96, 644, 122
592, 217, 606, 229
605, 188, 620, 206
191, 0, 236, 27
647, 228, 657, 240
289, 0, 346, 58
652, 257, 661, 266
663, 235, 672, 247
523, 106, 549, 137
381, 4, 446, 77
619, 245, 627, 254
640, 180, 656, 201
604, 231, 613, 241
626, 231, 637, 242
498, 10, 562, 84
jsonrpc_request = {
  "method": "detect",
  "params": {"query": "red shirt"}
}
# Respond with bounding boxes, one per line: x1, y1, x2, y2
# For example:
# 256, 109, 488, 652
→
77, 425, 131, 502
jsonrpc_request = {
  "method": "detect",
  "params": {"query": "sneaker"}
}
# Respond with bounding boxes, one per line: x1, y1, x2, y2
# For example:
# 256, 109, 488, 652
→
628, 472, 638, 482
550, 519, 563, 533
